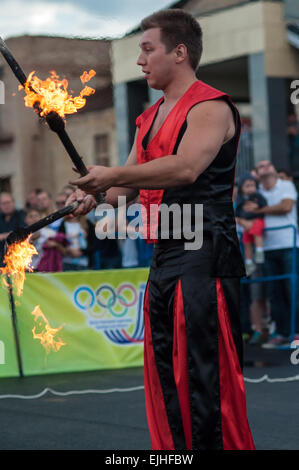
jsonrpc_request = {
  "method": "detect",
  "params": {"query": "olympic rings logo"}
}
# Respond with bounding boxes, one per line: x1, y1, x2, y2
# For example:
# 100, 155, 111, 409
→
74, 283, 138, 318
73, 282, 145, 345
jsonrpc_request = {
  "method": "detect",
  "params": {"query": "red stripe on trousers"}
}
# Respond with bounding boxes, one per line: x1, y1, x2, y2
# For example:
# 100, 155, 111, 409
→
143, 282, 175, 450
173, 279, 193, 450
216, 278, 255, 450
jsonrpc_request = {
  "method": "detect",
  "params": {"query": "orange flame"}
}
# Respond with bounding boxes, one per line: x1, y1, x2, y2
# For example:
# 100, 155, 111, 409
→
32, 305, 66, 353
20, 69, 96, 118
0, 237, 37, 297
80, 69, 96, 84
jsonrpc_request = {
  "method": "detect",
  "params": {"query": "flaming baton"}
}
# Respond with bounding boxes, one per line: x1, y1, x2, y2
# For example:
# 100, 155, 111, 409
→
0, 36, 105, 203
6, 201, 79, 246
0, 204, 77, 357
0, 37, 108, 361
0, 204, 77, 361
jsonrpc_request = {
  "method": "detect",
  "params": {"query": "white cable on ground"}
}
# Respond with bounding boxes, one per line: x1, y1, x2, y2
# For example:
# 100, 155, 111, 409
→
0, 385, 145, 400
0, 375, 299, 400
244, 374, 299, 383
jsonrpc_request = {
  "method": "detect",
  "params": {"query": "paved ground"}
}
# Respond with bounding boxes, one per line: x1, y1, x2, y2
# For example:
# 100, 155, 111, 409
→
0, 346, 298, 450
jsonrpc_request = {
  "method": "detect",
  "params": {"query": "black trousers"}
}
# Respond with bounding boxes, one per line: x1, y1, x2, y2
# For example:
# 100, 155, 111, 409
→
143, 242, 255, 450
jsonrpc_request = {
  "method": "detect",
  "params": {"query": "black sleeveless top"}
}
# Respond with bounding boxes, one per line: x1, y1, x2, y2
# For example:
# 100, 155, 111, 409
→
144, 97, 246, 278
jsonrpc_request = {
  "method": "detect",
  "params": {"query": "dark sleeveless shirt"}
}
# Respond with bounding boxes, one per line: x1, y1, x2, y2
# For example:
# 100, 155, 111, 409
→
136, 82, 245, 277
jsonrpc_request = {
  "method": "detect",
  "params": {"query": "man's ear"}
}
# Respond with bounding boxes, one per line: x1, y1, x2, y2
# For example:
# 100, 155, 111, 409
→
174, 44, 188, 64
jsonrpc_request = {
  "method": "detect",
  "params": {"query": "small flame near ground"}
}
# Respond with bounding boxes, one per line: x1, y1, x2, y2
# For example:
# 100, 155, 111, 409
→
32, 305, 66, 354
19, 69, 96, 118
0, 236, 37, 297
0, 237, 66, 353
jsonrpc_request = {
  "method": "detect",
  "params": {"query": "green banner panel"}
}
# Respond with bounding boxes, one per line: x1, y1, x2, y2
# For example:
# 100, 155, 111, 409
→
14, 269, 148, 376
0, 279, 19, 378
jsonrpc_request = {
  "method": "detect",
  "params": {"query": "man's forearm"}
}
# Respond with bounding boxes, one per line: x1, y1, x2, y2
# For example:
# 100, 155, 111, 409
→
258, 202, 293, 216
111, 155, 195, 189
105, 187, 139, 207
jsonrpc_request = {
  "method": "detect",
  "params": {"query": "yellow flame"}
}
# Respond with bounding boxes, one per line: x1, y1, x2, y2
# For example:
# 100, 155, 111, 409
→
0, 237, 37, 296
0, 237, 66, 355
21, 69, 96, 118
31, 305, 66, 354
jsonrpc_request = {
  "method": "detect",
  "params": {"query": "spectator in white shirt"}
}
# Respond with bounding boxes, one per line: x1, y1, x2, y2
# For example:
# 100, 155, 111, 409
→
243, 160, 299, 347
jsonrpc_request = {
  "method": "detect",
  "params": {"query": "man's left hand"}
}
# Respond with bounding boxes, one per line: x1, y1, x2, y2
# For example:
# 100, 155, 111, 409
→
69, 165, 115, 194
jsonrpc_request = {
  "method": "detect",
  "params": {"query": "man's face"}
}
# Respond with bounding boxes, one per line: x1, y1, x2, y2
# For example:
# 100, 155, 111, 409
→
137, 28, 176, 90
25, 210, 40, 226
278, 171, 288, 181
27, 191, 38, 208
0, 194, 15, 215
37, 192, 52, 211
55, 194, 67, 209
256, 160, 276, 178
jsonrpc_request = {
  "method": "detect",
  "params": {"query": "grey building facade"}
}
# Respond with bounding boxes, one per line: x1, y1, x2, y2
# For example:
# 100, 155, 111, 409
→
111, 0, 299, 179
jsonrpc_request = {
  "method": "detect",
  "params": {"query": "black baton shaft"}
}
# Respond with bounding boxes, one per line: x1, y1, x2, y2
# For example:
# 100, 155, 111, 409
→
57, 128, 89, 176
24, 201, 79, 236
0, 37, 27, 87
6, 276, 24, 378
6, 202, 79, 246
56, 127, 105, 204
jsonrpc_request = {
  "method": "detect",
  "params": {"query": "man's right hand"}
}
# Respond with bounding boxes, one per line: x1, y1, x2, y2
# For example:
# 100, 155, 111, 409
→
66, 189, 97, 217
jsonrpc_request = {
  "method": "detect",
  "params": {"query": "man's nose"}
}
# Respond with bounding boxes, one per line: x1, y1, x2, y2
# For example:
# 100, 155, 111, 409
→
137, 52, 146, 66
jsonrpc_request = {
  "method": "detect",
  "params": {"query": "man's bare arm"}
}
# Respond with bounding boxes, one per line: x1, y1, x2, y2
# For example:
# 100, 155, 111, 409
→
70, 100, 235, 193
66, 132, 139, 215
104, 133, 139, 207
257, 199, 295, 216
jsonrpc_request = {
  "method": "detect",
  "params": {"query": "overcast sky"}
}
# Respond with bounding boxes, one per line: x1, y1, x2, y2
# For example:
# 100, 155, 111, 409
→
0, 0, 176, 39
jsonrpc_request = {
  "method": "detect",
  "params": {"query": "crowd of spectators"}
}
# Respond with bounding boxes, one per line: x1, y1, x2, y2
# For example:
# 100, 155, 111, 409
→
1, 157, 299, 349
234, 161, 299, 349
0, 186, 154, 273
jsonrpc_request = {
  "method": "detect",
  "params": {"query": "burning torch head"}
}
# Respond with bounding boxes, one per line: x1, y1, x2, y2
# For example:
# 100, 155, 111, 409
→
6, 228, 30, 247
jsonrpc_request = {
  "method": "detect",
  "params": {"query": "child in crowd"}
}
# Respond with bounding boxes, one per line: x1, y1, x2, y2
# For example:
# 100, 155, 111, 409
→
235, 173, 267, 276
25, 208, 68, 272
25, 208, 44, 270
58, 214, 91, 271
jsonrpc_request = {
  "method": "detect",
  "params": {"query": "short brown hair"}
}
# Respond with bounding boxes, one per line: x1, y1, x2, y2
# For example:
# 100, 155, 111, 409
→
141, 9, 203, 71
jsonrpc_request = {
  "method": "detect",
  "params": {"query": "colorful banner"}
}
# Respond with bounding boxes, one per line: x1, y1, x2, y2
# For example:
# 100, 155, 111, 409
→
13, 269, 148, 376
0, 281, 19, 378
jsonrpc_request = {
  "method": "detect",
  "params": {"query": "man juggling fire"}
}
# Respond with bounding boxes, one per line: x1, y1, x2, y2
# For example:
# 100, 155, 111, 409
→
67, 9, 255, 450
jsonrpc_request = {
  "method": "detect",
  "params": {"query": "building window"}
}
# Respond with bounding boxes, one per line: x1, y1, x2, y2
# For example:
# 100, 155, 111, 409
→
0, 176, 11, 193
94, 134, 110, 166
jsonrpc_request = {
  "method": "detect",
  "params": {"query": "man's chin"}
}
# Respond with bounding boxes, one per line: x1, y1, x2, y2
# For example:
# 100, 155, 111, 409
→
147, 79, 162, 90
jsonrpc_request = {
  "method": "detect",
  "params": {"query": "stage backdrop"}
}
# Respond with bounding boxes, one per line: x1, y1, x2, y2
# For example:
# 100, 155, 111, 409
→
12, 269, 148, 376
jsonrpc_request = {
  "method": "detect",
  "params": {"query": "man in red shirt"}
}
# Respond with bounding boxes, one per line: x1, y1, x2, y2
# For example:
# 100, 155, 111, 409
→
67, 9, 254, 450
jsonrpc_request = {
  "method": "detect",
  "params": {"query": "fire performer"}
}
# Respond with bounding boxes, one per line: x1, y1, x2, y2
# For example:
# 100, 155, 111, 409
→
68, 9, 255, 450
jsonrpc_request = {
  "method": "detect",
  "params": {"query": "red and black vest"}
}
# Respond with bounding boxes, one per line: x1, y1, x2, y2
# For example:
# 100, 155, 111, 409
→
136, 80, 245, 277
